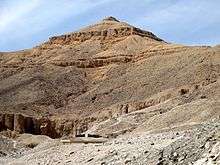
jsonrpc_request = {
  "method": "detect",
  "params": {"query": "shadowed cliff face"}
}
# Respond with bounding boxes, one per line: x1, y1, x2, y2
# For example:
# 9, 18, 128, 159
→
0, 113, 98, 138
0, 113, 57, 138
0, 17, 220, 138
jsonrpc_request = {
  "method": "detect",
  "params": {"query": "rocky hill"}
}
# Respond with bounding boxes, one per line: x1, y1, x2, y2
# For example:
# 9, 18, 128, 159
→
0, 17, 220, 164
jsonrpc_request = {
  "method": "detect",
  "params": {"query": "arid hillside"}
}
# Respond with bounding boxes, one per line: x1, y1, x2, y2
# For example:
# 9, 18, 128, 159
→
0, 17, 220, 165
0, 17, 219, 139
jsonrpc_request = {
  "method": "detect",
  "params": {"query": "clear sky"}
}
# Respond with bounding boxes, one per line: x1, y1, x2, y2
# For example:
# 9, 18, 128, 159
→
0, 0, 220, 52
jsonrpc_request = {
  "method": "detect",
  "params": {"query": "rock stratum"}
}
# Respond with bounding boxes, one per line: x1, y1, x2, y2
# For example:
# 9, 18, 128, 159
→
0, 17, 220, 164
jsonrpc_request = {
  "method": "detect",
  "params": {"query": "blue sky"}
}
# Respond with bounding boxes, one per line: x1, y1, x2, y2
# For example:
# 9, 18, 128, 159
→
0, 0, 220, 51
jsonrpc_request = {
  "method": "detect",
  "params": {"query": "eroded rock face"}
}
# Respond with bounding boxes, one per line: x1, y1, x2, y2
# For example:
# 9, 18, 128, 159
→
1, 114, 36, 134
45, 27, 163, 47
0, 114, 55, 138
14, 114, 25, 133
4, 114, 14, 130
0, 113, 98, 138
52, 55, 132, 68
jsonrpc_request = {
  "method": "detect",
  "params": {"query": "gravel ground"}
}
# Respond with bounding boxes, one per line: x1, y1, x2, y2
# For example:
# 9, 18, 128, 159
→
1, 121, 220, 165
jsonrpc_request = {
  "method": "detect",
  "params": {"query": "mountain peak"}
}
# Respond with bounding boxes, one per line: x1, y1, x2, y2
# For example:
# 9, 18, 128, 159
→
102, 16, 120, 22
44, 17, 164, 46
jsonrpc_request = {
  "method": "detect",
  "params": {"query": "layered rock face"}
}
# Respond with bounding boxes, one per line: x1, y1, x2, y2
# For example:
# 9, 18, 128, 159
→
0, 17, 219, 139
46, 26, 163, 46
